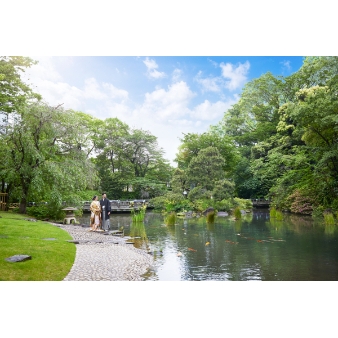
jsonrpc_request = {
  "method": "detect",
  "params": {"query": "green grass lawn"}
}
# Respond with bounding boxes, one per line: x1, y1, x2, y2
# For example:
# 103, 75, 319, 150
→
0, 211, 76, 281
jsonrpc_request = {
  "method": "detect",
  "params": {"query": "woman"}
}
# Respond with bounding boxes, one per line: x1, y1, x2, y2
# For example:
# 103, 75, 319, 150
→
90, 195, 102, 231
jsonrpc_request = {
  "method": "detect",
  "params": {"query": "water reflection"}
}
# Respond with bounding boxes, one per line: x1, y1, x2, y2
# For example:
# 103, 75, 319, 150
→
79, 210, 338, 281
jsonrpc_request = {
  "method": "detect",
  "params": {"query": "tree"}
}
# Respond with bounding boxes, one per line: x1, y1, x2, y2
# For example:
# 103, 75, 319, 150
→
175, 131, 239, 175
186, 146, 225, 191
2, 101, 99, 213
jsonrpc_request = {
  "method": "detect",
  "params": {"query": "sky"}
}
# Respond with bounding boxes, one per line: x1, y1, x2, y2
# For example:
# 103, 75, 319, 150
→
22, 56, 304, 165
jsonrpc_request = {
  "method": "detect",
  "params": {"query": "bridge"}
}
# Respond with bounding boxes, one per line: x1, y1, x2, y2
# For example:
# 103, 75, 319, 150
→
82, 200, 149, 212
251, 199, 270, 208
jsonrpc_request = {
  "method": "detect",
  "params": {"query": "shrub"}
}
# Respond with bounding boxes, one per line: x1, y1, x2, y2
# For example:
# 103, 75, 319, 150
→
188, 186, 212, 201
150, 192, 191, 212
286, 190, 314, 215
233, 197, 253, 210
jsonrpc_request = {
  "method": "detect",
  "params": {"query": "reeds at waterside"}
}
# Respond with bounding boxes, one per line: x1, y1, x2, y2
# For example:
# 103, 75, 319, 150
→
164, 212, 177, 225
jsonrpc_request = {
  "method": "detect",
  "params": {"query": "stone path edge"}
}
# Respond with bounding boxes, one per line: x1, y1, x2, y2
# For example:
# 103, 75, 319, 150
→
49, 222, 154, 281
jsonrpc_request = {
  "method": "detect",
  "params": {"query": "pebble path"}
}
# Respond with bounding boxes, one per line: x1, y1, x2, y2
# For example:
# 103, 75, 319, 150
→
51, 223, 153, 281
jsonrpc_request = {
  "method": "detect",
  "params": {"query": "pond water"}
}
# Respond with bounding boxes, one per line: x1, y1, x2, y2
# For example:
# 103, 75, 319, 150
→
78, 210, 338, 281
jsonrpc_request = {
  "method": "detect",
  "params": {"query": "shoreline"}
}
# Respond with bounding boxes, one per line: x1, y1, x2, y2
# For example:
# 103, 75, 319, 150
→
51, 223, 154, 281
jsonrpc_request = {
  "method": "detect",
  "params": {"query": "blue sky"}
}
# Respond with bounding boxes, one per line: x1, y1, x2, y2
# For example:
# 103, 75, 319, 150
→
23, 56, 304, 165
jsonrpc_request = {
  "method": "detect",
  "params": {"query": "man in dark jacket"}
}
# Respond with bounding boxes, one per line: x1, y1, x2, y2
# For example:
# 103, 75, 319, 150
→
100, 193, 111, 231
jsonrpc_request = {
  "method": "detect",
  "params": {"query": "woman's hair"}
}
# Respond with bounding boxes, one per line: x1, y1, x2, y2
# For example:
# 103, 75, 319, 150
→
92, 195, 97, 200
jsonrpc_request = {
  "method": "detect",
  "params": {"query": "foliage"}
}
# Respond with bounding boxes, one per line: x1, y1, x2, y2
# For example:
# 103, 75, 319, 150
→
1, 101, 99, 213
286, 190, 314, 215
206, 210, 215, 223
233, 197, 252, 210
270, 207, 277, 218
212, 199, 233, 212
175, 132, 239, 174
188, 186, 212, 201
233, 207, 242, 220
324, 212, 335, 226
275, 210, 284, 221
186, 146, 225, 190
212, 179, 235, 201
131, 205, 147, 222
164, 212, 177, 226
149, 192, 193, 212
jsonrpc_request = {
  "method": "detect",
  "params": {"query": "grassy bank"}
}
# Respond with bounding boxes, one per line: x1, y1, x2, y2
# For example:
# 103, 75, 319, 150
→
0, 212, 76, 281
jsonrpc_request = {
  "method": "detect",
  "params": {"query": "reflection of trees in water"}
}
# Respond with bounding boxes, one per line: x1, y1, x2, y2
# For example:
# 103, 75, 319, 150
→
324, 224, 337, 235
130, 221, 149, 250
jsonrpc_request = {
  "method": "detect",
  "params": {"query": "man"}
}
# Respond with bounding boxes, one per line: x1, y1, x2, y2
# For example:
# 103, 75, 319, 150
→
99, 193, 111, 231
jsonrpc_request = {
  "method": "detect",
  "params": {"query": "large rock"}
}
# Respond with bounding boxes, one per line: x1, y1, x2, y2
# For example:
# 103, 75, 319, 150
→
217, 211, 229, 217
5, 255, 32, 263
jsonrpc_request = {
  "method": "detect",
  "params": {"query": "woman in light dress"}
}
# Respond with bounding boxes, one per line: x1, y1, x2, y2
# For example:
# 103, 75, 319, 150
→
90, 195, 103, 231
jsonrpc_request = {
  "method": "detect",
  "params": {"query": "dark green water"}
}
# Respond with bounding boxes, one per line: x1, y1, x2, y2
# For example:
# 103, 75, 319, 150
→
79, 210, 338, 281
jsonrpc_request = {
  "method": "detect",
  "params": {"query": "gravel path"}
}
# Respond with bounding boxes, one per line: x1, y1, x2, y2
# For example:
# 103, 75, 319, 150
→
51, 223, 153, 281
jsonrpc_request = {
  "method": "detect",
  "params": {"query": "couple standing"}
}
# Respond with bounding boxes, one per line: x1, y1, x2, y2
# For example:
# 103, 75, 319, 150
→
89, 193, 111, 232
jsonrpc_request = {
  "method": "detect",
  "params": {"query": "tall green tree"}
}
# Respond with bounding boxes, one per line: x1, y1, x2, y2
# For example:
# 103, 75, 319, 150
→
2, 101, 99, 213
186, 146, 225, 191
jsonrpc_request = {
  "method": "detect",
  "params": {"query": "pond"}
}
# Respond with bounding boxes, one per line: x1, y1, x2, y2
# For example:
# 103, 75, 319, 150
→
78, 210, 338, 281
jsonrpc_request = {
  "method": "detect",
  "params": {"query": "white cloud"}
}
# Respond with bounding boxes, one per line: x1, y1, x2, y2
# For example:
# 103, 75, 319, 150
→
191, 99, 236, 120
143, 57, 166, 79
195, 71, 221, 93
138, 81, 196, 120
172, 68, 182, 82
102, 82, 129, 100
280, 60, 291, 72
220, 61, 250, 91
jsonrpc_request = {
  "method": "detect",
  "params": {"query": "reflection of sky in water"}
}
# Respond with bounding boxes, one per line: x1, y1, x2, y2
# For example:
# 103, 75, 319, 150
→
79, 211, 338, 281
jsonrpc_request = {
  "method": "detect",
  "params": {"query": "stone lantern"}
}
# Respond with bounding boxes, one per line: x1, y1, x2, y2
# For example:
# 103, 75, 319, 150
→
62, 207, 78, 224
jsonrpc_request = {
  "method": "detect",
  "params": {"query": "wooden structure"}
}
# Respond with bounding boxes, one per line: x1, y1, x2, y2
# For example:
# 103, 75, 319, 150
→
0, 193, 8, 211
82, 200, 148, 213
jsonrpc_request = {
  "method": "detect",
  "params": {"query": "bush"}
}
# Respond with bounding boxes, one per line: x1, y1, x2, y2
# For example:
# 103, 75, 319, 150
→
188, 187, 212, 201
212, 199, 233, 212
286, 190, 314, 215
233, 197, 252, 210
150, 192, 193, 212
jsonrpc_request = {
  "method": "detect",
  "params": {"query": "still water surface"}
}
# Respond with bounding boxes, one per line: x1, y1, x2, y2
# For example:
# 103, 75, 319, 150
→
79, 210, 338, 281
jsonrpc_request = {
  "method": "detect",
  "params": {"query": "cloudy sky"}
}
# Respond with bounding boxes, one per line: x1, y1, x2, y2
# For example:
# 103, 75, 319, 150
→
22, 56, 304, 165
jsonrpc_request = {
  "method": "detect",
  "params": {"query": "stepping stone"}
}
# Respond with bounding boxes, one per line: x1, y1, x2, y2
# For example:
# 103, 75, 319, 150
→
0, 235, 8, 238
42, 238, 57, 241
5, 255, 32, 263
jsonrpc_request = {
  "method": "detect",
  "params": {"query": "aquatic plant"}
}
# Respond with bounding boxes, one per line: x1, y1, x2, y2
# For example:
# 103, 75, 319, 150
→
164, 212, 177, 225
234, 207, 241, 220
324, 212, 335, 226
275, 210, 283, 221
270, 207, 276, 218
131, 205, 146, 222
206, 210, 215, 223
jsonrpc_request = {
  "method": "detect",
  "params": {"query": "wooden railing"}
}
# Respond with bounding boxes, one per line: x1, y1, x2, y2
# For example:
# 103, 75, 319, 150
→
251, 199, 270, 207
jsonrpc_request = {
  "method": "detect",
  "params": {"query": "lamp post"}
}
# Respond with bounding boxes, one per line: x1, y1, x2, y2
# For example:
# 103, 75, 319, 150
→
183, 190, 188, 198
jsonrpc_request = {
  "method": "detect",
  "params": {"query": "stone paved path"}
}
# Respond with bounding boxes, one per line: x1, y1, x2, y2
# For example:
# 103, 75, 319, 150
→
52, 223, 153, 281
